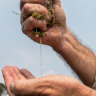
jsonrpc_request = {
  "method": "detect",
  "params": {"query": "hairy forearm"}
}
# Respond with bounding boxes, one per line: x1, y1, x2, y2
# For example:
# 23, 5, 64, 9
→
53, 28, 96, 87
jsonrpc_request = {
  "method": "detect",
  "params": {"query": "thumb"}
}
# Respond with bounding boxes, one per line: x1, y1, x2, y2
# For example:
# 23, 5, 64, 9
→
20, 69, 35, 79
10, 79, 41, 95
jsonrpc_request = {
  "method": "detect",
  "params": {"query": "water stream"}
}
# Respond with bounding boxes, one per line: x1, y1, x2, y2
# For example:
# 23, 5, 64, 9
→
40, 38, 43, 76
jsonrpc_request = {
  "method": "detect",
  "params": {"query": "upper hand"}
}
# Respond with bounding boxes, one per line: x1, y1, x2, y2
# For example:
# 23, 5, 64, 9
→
20, 0, 68, 48
9, 75, 89, 96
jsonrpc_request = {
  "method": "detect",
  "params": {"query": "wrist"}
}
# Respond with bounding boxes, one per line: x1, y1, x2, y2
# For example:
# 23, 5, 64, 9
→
52, 26, 70, 54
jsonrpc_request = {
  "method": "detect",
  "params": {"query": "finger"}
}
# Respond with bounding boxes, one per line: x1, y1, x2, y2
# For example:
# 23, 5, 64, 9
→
22, 30, 49, 45
2, 67, 15, 96
20, 69, 35, 79
20, 0, 45, 10
20, 0, 61, 10
21, 3, 50, 24
2, 66, 20, 87
10, 76, 55, 95
10, 79, 37, 95
22, 16, 47, 34
10, 78, 48, 95
2, 66, 26, 96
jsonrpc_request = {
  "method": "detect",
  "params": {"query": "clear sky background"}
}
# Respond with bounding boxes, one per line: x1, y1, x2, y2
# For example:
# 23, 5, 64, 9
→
0, 0, 96, 83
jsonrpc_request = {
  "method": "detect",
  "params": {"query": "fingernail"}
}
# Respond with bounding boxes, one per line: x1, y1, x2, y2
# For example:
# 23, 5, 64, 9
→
10, 82, 15, 92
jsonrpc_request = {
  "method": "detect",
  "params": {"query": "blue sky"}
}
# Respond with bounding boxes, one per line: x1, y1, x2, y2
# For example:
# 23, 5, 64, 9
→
0, 0, 96, 83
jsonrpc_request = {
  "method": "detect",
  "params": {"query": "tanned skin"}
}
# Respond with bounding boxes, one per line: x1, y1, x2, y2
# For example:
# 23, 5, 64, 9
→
2, 0, 96, 96
20, 0, 96, 87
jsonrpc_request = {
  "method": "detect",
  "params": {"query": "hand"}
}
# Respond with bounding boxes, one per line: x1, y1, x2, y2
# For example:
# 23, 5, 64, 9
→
2, 66, 35, 96
2, 66, 94, 96
9, 75, 91, 96
20, 0, 68, 48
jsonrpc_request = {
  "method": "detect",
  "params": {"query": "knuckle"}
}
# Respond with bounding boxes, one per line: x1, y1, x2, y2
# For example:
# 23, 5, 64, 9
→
28, 17, 34, 25
42, 8, 48, 14
36, 4, 48, 15
41, 21, 47, 31
39, 5, 48, 15
43, 20, 47, 26
14, 66, 19, 71
22, 25, 25, 33
20, 0, 24, 4
22, 23, 25, 32
42, 21, 46, 27
23, 3, 30, 11
22, 25, 27, 35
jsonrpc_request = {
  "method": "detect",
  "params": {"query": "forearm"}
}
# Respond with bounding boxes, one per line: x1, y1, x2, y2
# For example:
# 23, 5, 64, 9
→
53, 28, 96, 87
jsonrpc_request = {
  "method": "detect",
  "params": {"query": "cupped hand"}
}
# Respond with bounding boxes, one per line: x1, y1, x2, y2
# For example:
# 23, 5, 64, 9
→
9, 75, 85, 96
2, 66, 91, 96
2, 66, 35, 96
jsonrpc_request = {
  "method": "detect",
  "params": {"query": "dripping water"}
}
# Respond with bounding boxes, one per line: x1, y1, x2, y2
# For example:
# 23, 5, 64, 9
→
36, 28, 43, 77
40, 38, 43, 76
